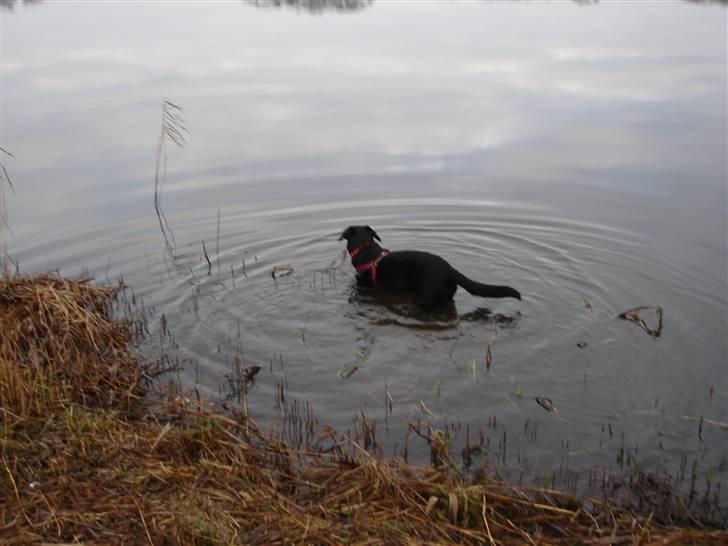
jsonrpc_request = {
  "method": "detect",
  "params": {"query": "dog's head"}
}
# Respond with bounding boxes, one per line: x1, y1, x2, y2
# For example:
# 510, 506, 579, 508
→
339, 225, 381, 253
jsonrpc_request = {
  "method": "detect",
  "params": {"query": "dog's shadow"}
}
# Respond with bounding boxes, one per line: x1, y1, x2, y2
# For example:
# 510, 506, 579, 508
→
347, 287, 519, 331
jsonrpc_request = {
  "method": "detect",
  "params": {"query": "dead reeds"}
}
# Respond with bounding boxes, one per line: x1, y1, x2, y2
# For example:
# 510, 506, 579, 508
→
0, 274, 145, 416
1, 274, 725, 545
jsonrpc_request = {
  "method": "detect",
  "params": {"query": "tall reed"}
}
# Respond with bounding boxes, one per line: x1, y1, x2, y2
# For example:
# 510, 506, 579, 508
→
154, 99, 187, 255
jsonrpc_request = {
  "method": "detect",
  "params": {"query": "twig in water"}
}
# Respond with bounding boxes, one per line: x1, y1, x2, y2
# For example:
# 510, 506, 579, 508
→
337, 366, 358, 379
485, 319, 496, 371
216, 208, 221, 273
681, 415, 728, 430
535, 397, 557, 413
617, 305, 663, 338
271, 266, 295, 279
201, 240, 212, 275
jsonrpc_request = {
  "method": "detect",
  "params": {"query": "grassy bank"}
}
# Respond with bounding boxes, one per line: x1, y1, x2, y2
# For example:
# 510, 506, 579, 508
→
0, 274, 725, 545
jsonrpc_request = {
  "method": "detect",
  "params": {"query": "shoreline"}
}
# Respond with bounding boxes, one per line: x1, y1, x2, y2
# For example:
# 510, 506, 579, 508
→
1, 274, 725, 544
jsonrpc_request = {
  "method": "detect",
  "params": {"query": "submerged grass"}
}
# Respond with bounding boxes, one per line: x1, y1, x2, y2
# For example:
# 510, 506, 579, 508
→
1, 273, 726, 545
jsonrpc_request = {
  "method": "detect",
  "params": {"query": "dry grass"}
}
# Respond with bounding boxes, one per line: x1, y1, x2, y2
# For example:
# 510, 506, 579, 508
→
1, 274, 726, 545
0, 274, 145, 416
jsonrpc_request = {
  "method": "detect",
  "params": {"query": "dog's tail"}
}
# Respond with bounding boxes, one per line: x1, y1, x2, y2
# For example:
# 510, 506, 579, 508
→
451, 269, 521, 300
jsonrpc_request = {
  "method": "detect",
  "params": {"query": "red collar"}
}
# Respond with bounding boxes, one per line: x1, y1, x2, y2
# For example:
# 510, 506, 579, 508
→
355, 250, 390, 287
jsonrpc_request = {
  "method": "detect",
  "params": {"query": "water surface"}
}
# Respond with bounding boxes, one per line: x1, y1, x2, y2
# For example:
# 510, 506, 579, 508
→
2, 0, 726, 505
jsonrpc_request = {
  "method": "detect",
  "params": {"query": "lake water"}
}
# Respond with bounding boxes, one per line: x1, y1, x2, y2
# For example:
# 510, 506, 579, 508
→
2, 0, 726, 507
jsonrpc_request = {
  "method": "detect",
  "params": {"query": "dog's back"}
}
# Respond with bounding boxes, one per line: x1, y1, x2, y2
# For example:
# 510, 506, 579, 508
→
340, 225, 521, 308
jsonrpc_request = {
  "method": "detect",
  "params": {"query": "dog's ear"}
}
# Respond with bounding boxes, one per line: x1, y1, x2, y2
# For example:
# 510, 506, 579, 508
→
339, 226, 355, 241
365, 226, 381, 242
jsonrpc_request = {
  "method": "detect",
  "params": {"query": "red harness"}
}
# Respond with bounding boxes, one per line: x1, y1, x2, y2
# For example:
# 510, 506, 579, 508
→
349, 242, 370, 258
349, 243, 390, 287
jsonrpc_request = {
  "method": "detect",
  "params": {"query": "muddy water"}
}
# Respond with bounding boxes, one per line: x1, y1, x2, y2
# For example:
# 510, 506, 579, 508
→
3, 1, 726, 503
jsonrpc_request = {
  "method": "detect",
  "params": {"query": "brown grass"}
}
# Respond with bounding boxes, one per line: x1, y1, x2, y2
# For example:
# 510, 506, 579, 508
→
1, 274, 725, 545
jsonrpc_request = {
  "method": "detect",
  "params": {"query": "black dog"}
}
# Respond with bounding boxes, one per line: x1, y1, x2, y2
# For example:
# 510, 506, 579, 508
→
340, 225, 521, 308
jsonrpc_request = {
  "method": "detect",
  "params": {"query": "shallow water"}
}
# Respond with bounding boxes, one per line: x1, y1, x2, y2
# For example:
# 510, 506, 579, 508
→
3, 0, 726, 503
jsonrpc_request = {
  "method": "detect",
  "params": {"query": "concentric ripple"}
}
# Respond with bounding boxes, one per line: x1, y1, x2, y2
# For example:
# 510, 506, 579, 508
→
11, 180, 727, 499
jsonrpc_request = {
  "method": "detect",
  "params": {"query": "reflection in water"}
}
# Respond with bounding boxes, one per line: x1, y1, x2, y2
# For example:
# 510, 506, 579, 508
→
242, 0, 728, 12
3, 0, 727, 9
243, 0, 728, 13
350, 288, 519, 331
354, 290, 461, 330
0, 0, 42, 9
153, 99, 188, 257
245, 0, 374, 13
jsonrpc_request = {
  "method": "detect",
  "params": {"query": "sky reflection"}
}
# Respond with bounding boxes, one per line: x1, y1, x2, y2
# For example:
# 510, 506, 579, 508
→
1, 1, 725, 238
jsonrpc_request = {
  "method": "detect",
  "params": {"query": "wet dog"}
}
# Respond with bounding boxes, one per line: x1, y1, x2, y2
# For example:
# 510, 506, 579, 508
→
340, 225, 521, 308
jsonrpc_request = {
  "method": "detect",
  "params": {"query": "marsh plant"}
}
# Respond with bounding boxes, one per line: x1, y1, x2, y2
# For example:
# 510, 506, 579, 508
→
154, 99, 187, 256
0, 146, 15, 275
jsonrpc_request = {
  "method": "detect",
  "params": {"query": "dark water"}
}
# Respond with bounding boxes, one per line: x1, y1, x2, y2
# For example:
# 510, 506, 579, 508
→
3, 1, 726, 504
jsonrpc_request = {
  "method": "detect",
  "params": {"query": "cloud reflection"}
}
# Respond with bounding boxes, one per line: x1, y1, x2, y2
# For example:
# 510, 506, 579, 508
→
1, 0, 725, 234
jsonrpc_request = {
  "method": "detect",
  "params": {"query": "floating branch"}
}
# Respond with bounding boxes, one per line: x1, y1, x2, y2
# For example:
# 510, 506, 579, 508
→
336, 365, 358, 379
271, 265, 295, 279
618, 305, 663, 338
681, 415, 728, 430
535, 397, 557, 413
